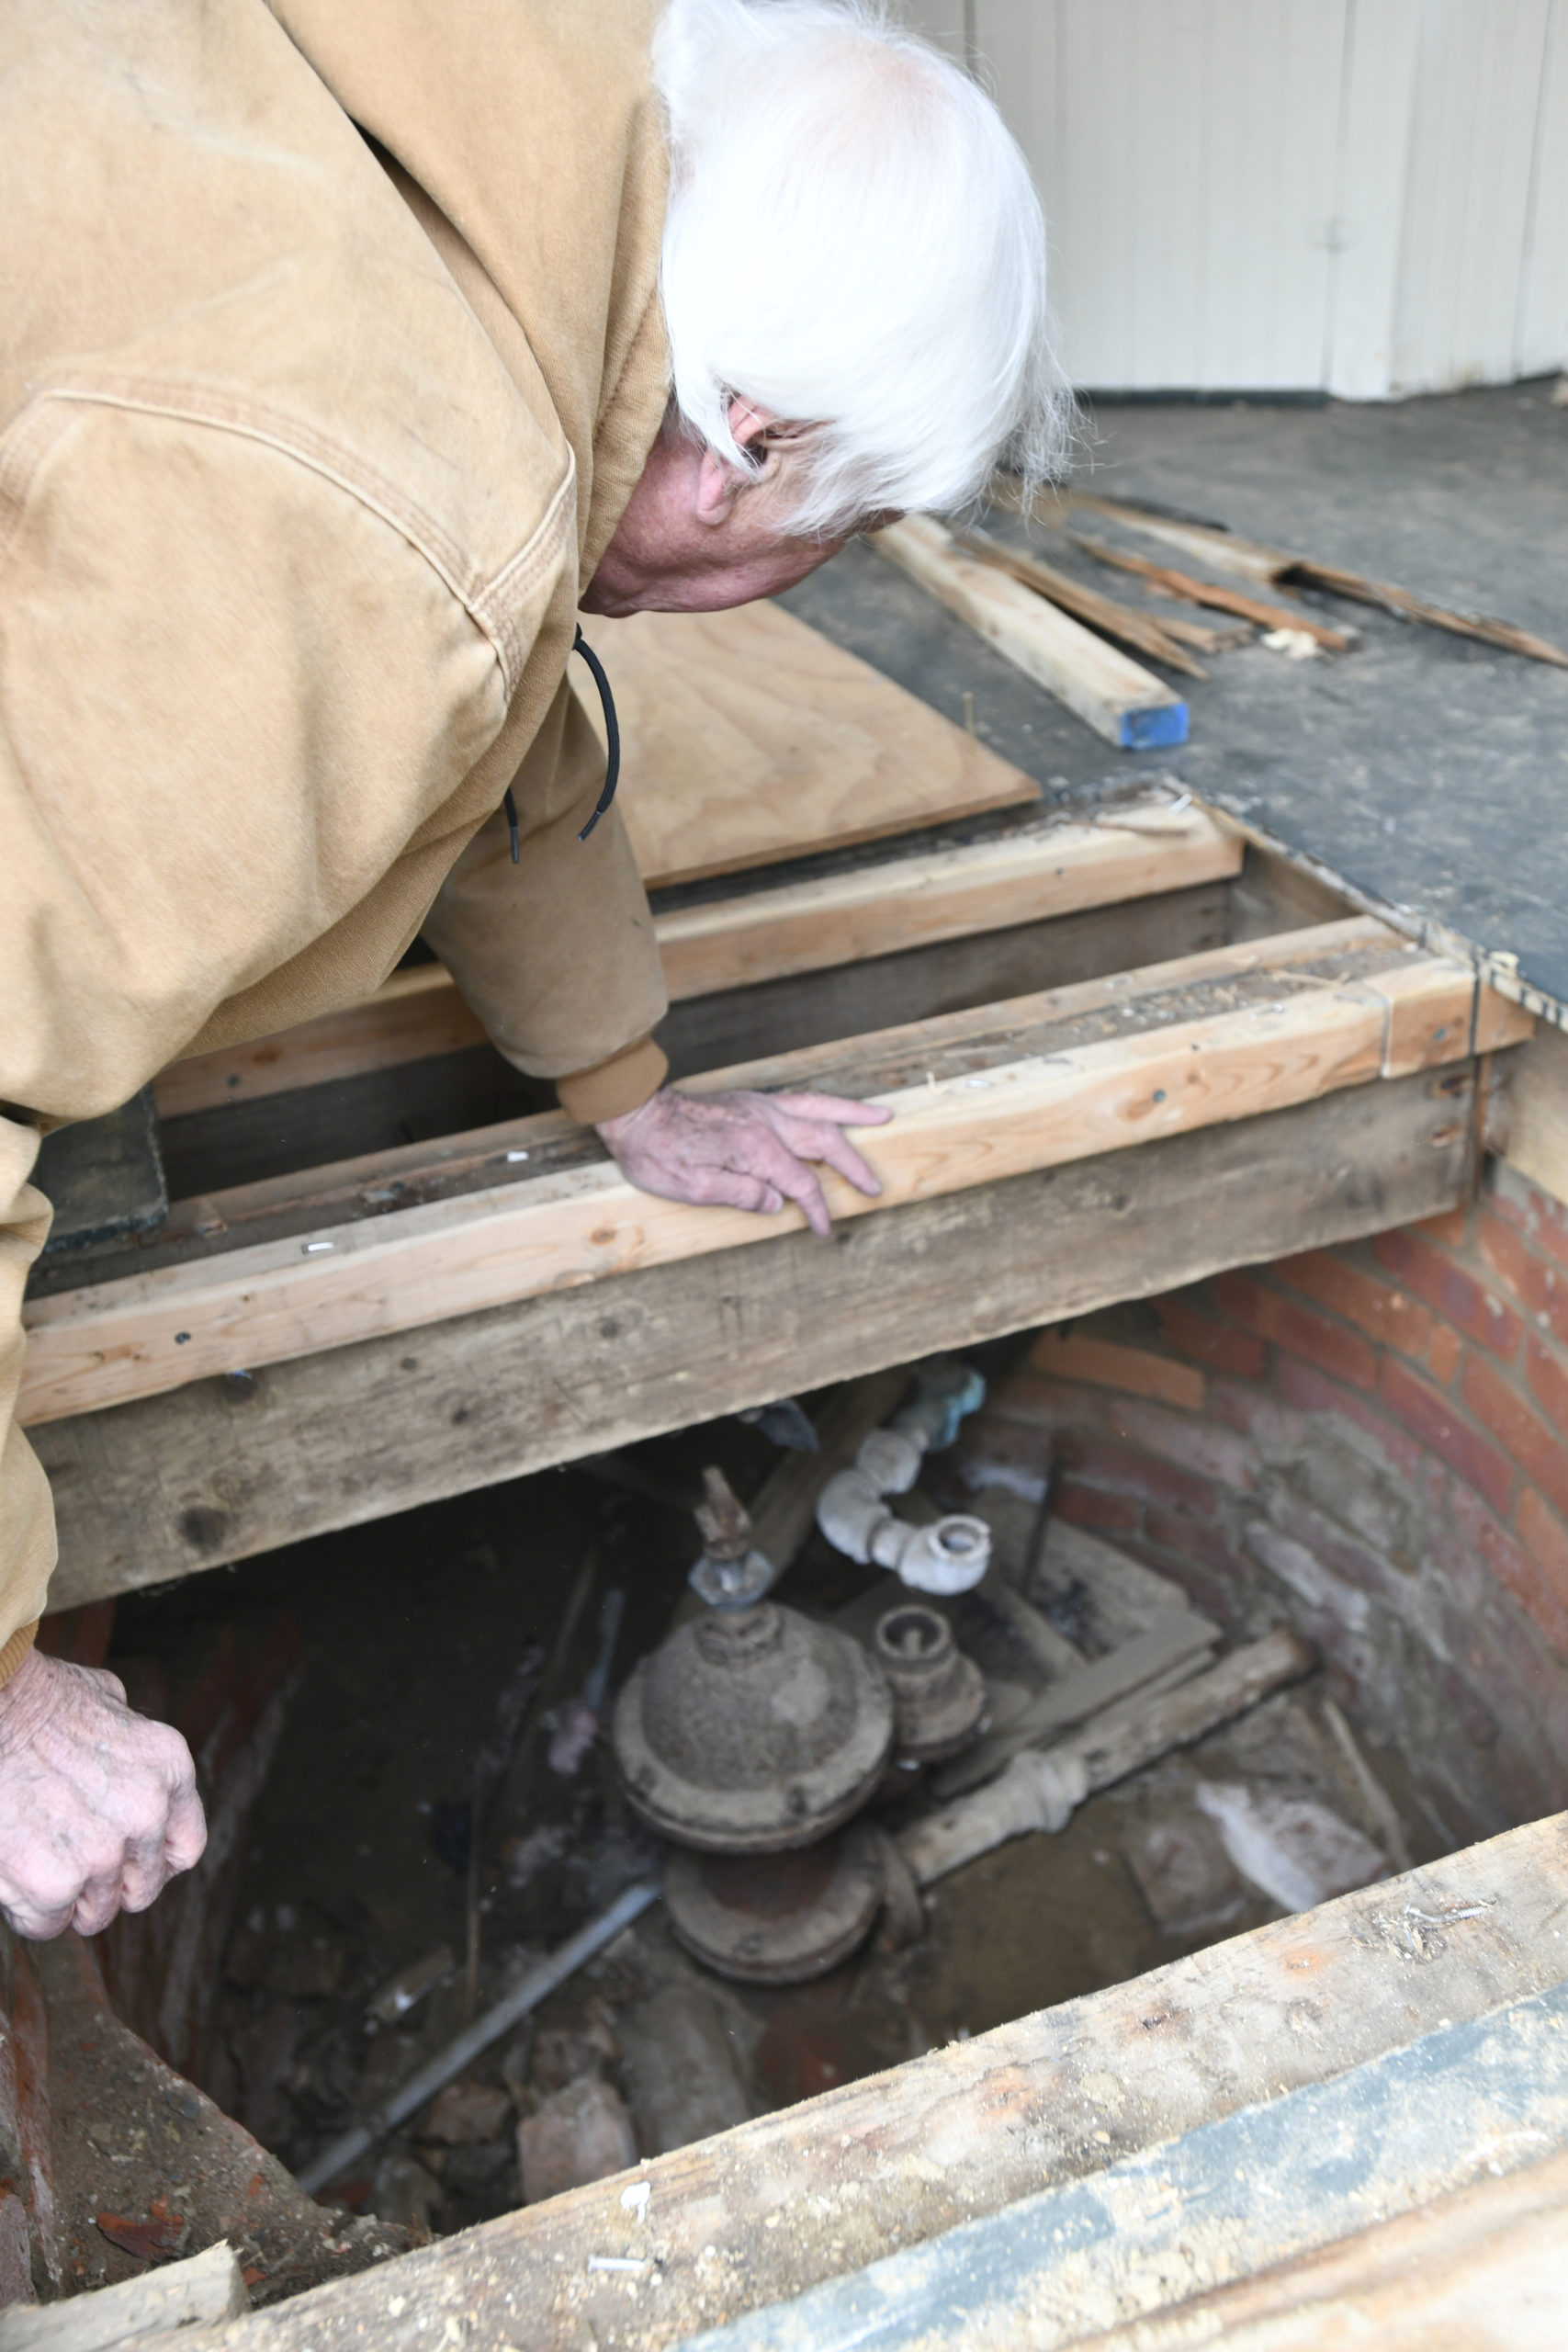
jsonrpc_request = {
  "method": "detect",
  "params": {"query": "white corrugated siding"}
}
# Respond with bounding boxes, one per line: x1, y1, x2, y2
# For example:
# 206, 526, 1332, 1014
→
897, 0, 1568, 395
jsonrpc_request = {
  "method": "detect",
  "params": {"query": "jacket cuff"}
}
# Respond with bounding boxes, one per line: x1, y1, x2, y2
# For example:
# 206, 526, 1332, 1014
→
0, 1620, 38, 1692
557, 1035, 669, 1126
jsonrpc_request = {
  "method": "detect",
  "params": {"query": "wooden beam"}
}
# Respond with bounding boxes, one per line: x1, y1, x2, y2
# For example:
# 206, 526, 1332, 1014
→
39, 1067, 1481, 1601
23, 930, 1526, 1428
678, 1977, 1568, 2351
653, 805, 1237, 999
1066, 2149, 1568, 2352
952, 524, 1208, 676
872, 517, 1189, 750
138, 1813, 1568, 2352
153, 810, 1243, 1121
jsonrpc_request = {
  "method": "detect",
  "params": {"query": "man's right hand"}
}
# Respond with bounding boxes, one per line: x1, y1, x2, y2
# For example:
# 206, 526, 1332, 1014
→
0, 1647, 207, 1939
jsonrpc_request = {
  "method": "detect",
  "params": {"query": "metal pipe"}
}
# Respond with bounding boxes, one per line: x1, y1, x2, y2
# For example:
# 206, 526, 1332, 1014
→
298, 1879, 660, 2197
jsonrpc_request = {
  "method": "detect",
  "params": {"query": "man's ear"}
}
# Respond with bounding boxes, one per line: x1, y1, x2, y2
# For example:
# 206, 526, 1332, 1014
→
694, 399, 776, 526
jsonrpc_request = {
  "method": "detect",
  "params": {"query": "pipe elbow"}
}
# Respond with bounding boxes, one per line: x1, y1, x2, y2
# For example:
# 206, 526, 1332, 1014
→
891, 1514, 992, 1596
817, 1467, 891, 1565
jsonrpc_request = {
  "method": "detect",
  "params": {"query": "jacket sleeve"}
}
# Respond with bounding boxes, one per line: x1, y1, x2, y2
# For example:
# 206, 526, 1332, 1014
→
0, 1114, 52, 1685
0, 390, 565, 1654
421, 672, 671, 1125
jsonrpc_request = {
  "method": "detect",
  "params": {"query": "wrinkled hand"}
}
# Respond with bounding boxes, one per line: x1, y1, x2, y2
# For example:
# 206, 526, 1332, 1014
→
0, 1648, 207, 1940
598, 1085, 892, 1238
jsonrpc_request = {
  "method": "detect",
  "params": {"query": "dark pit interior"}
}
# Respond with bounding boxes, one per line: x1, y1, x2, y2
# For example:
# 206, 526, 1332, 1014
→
33, 808, 1549, 2259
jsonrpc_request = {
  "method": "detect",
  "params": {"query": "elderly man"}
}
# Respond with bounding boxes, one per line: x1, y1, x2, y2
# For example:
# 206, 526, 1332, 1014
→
0, 0, 1064, 1939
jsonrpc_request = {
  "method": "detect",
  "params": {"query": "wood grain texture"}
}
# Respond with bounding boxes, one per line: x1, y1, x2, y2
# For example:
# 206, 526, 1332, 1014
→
152, 814, 1243, 1120
873, 517, 1188, 749
1069, 2146, 1568, 2351
1500, 1023, 1568, 1209
582, 599, 1037, 889
653, 808, 1240, 1001
953, 525, 1208, 675
151, 1813, 1568, 2352
23, 936, 1519, 1427
39, 1068, 1476, 1602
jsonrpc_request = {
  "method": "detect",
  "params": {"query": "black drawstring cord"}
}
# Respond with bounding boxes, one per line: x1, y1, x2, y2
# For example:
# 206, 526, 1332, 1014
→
571, 626, 620, 841
501, 625, 622, 865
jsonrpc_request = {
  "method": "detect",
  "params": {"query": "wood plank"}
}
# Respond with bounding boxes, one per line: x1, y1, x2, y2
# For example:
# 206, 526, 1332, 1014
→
141, 1812, 1568, 2352
872, 517, 1190, 750
1069, 532, 1359, 651
952, 524, 1208, 676
929, 1609, 1221, 1799
1067, 492, 1568, 668
1499, 1021, 1568, 1210
38, 1068, 1478, 1602
680, 1975, 1568, 2351
152, 967, 487, 1121
1068, 2148, 1568, 2351
101, 898, 1319, 1282
22, 937, 1517, 1428
581, 598, 1037, 889
153, 810, 1243, 1120
652, 805, 1239, 1000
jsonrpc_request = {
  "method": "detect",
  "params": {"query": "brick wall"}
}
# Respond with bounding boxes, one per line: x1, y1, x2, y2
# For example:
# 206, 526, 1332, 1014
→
972, 1159, 1568, 1851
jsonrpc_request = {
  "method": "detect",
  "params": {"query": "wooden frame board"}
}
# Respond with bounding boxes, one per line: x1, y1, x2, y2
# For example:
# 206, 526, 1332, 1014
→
22, 923, 1529, 1429
39, 1064, 1487, 1604
152, 808, 1244, 1122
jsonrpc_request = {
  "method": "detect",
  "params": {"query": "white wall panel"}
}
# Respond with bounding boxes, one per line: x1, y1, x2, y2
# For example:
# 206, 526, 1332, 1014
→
1324, 0, 1424, 395
897, 0, 1567, 394
1392, 0, 1554, 390
1517, 0, 1568, 374
983, 0, 1348, 390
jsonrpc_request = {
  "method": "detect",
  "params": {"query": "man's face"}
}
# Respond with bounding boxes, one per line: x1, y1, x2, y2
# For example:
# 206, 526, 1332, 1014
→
581, 404, 861, 617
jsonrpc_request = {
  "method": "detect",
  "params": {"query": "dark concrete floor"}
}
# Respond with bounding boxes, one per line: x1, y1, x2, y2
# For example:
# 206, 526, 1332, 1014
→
784, 382, 1568, 1011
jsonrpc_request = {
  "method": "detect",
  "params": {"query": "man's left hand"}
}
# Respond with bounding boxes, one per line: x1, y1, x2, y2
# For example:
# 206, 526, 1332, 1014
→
596, 1085, 891, 1238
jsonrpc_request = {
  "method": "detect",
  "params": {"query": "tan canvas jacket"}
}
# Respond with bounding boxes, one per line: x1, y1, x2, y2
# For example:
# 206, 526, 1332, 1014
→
0, 0, 676, 1674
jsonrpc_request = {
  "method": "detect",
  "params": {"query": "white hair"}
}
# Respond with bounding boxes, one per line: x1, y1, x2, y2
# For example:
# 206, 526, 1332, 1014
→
652, 0, 1071, 535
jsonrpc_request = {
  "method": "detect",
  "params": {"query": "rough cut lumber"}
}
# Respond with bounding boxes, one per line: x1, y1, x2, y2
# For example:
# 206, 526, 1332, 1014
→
1500, 1022, 1568, 1212
908, 1629, 1314, 1882
682, 1975, 1568, 2351
1071, 532, 1359, 650
930, 1607, 1221, 1797
152, 963, 490, 1122
651, 804, 1235, 1001
21, 930, 1529, 1426
0, 2241, 246, 2347
873, 516, 1189, 750
579, 598, 1037, 888
1068, 2146, 1568, 2352
1071, 492, 1568, 669
131, 894, 1318, 1262
37, 1069, 1486, 1602
144, 1813, 1568, 2352
953, 524, 1207, 676
152, 808, 1244, 1119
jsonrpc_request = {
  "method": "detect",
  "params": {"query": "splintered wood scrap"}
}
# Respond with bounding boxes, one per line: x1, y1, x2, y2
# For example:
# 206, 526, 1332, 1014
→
1072, 492, 1568, 670
952, 522, 1208, 677
1070, 532, 1359, 652
1159, 614, 1256, 654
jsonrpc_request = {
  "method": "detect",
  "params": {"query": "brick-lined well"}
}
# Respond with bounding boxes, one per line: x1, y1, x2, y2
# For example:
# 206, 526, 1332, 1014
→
970, 1160, 1568, 1850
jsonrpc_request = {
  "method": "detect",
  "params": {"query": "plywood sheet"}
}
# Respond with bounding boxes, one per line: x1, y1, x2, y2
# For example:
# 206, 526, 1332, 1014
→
579, 599, 1037, 889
